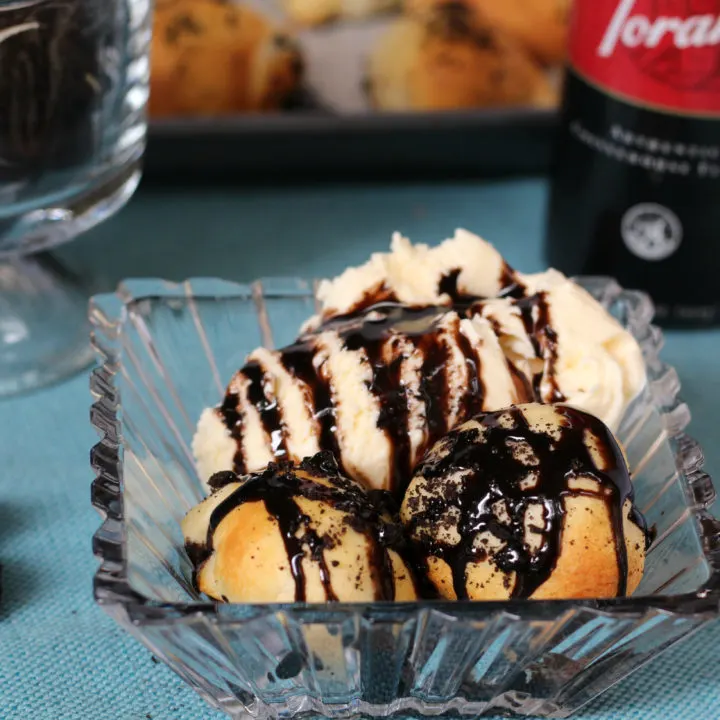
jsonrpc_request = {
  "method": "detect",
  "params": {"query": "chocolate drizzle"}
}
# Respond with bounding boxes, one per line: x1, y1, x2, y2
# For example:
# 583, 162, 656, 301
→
196, 453, 412, 602
319, 281, 400, 325
319, 256, 522, 328
437, 264, 525, 311
219, 392, 246, 475
418, 325, 451, 441
339, 304, 465, 495
454, 319, 486, 419
498, 262, 527, 300
406, 405, 649, 599
438, 269, 463, 302
214, 264, 575, 499
357, 336, 411, 492
218, 303, 499, 497
243, 361, 288, 459
514, 293, 565, 404
281, 344, 341, 460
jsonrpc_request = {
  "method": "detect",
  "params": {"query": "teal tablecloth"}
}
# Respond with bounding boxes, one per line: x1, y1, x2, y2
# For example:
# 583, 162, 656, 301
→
2, 178, 719, 719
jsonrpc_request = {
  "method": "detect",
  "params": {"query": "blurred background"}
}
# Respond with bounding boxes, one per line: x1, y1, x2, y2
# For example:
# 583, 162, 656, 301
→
51, 0, 570, 284
135, 0, 565, 179
4, 2, 720, 718
0, 0, 567, 395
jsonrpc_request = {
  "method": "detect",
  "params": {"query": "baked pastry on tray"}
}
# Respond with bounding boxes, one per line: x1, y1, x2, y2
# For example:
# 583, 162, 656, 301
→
366, 0, 556, 112
150, 0, 303, 116
407, 0, 570, 65
283, 0, 400, 27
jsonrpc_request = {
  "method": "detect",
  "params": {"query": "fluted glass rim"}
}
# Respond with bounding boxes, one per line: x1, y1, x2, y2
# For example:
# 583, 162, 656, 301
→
89, 276, 720, 625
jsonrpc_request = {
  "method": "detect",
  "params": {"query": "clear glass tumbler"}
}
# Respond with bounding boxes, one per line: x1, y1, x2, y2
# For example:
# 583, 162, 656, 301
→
0, 0, 152, 395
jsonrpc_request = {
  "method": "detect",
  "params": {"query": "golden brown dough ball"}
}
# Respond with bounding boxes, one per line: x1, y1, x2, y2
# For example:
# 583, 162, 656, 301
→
366, 1, 556, 112
150, 0, 303, 116
400, 403, 649, 601
467, 0, 569, 65
282, 0, 400, 27
408, 0, 570, 65
182, 453, 417, 603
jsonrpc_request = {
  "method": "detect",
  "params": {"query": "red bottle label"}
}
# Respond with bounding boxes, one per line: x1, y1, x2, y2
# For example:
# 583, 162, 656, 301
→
569, 0, 720, 115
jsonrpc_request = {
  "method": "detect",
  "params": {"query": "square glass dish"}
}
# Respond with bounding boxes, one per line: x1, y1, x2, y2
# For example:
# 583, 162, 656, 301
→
90, 277, 720, 719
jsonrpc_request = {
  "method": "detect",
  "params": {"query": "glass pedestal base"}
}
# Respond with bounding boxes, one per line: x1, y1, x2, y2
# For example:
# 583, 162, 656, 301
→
0, 158, 144, 397
0, 159, 142, 256
0, 253, 93, 396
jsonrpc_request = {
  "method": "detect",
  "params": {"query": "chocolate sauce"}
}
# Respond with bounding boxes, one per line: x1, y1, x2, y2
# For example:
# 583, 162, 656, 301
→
219, 392, 246, 475
207, 471, 239, 491
281, 345, 341, 461
514, 293, 565, 404
438, 269, 462, 302
507, 360, 535, 403
195, 453, 413, 602
218, 304, 496, 497
453, 316, 486, 420
323, 302, 442, 338
498, 262, 527, 300
418, 326, 451, 442
357, 337, 410, 494
318, 282, 400, 326
437, 265, 524, 311
243, 361, 287, 459
516, 295, 543, 358
435, 277, 565, 408
216, 267, 568, 498
319, 258, 521, 330
343, 305, 462, 494
481, 317, 538, 402
543, 327, 565, 404
406, 406, 649, 599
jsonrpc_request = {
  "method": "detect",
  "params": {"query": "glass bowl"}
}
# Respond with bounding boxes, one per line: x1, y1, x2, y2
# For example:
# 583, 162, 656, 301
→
0, 0, 151, 396
90, 277, 720, 719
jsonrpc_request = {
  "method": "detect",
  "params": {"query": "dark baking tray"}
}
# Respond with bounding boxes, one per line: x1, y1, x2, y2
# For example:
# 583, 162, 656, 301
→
143, 108, 558, 183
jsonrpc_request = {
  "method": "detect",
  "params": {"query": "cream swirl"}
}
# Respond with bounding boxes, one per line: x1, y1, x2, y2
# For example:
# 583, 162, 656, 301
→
303, 228, 512, 332
479, 270, 646, 431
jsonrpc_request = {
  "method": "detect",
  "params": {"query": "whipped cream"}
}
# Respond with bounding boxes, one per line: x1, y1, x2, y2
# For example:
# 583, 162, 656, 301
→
305, 232, 646, 432
194, 230, 647, 496
194, 306, 525, 494
304, 228, 513, 331
480, 269, 646, 431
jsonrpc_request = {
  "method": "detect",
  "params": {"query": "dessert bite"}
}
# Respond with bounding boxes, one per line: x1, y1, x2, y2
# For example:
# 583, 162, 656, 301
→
305, 230, 645, 432
366, 1, 556, 112
194, 230, 646, 495
182, 452, 417, 603
401, 403, 649, 600
150, 0, 303, 117
194, 306, 525, 495
183, 230, 651, 604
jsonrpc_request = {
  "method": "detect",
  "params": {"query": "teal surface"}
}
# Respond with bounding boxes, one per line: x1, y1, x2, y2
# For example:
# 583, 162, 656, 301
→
2, 178, 719, 719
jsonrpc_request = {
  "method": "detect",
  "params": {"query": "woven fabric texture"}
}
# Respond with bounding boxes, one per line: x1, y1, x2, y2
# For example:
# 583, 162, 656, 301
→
2, 179, 720, 719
